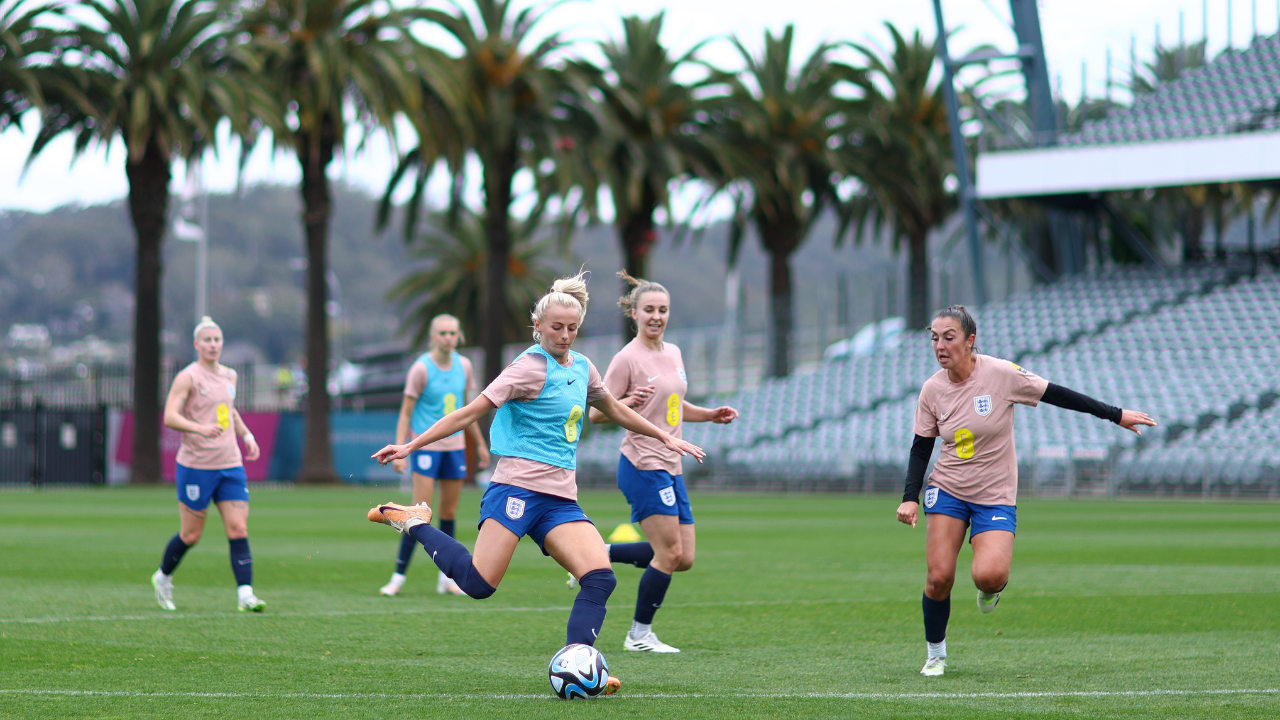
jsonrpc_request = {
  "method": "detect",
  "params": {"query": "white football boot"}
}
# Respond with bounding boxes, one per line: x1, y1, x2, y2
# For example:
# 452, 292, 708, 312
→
977, 589, 1002, 614
436, 571, 467, 596
380, 572, 406, 597
920, 657, 946, 676
624, 630, 680, 653
151, 569, 176, 611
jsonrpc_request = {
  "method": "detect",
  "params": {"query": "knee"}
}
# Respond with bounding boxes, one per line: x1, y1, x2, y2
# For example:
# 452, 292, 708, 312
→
225, 525, 248, 540
925, 571, 954, 599
657, 543, 684, 571
674, 550, 694, 573
579, 568, 617, 596
972, 569, 1008, 594
180, 530, 202, 546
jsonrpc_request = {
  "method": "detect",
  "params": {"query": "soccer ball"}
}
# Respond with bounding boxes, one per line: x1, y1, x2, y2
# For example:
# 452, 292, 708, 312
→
547, 643, 610, 699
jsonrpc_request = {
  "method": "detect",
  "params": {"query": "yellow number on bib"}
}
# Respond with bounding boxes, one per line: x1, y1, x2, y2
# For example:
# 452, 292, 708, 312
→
443, 393, 458, 415
216, 403, 230, 429
955, 428, 975, 459
564, 405, 584, 443
666, 393, 680, 427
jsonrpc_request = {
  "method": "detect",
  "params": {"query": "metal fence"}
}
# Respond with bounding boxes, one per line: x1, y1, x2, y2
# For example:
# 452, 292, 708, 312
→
0, 361, 296, 412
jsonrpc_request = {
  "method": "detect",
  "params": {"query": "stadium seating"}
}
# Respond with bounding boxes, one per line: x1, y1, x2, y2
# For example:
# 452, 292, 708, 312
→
1061, 34, 1280, 146
578, 264, 1277, 495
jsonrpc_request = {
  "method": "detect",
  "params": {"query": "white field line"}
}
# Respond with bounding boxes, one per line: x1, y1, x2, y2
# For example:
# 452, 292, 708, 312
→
0, 597, 888, 625
0, 688, 1277, 702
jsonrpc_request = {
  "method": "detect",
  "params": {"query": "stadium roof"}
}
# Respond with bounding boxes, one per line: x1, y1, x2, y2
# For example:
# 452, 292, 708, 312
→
977, 33, 1280, 199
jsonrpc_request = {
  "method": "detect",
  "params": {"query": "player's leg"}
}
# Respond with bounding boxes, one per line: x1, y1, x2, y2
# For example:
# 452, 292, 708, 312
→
625, 513, 683, 653
544, 521, 615, 647
216, 476, 263, 613
153, 468, 212, 610
433, 473, 467, 595
970, 529, 1015, 614
921, 512, 967, 676
380, 470, 435, 596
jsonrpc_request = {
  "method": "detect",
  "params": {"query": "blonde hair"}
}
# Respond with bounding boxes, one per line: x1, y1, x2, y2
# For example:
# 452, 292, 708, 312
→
531, 270, 590, 343
428, 314, 465, 347
616, 270, 669, 318
193, 316, 221, 339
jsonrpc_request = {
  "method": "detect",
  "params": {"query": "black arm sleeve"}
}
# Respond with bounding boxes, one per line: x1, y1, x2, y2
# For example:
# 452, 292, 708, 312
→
902, 434, 937, 503
1040, 383, 1123, 424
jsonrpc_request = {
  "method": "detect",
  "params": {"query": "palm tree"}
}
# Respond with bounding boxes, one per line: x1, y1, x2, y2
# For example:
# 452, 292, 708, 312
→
380, 0, 581, 384
240, 0, 440, 483
0, 0, 53, 131
27, 0, 271, 483
571, 13, 726, 334
847, 23, 954, 331
715, 26, 858, 377
389, 212, 563, 349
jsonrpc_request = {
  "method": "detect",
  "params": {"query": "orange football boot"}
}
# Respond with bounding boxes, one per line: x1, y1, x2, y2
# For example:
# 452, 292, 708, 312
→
367, 502, 433, 532
603, 676, 620, 696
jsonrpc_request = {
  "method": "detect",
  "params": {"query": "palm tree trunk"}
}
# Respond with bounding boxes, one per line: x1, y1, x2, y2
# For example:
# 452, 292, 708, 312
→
481, 142, 517, 385
125, 135, 170, 484
907, 227, 930, 331
296, 126, 338, 484
618, 186, 657, 337
762, 224, 798, 378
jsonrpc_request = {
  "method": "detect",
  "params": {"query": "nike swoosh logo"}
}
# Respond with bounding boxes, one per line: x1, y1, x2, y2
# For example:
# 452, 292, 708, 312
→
567, 379, 576, 385
647, 375, 660, 382
992, 516, 1007, 521
940, 412, 950, 420
236, 559, 251, 565
591, 629, 598, 639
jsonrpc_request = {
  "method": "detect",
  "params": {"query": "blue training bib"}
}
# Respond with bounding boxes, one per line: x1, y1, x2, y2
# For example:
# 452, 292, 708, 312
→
489, 345, 589, 470
410, 352, 467, 436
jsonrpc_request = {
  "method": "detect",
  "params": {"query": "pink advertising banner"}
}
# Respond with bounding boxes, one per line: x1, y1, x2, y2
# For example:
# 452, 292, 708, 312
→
113, 412, 281, 481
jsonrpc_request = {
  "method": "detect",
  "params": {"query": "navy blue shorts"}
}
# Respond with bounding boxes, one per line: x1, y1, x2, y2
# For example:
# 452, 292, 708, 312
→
409, 449, 467, 479
616, 454, 694, 525
923, 485, 1017, 538
478, 483, 593, 555
176, 464, 249, 511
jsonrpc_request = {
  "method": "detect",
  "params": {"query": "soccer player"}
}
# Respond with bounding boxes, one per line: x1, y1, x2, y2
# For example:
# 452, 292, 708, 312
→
585, 271, 738, 653
897, 305, 1155, 676
369, 272, 705, 692
151, 317, 265, 613
380, 314, 490, 597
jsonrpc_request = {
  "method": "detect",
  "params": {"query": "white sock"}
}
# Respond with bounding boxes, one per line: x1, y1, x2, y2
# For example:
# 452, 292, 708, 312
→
927, 640, 947, 659
156, 569, 172, 582
630, 620, 651, 640
437, 570, 449, 583
388, 572, 407, 588
237, 584, 254, 602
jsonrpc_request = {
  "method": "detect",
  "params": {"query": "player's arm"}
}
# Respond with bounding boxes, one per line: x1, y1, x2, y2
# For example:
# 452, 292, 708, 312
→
374, 395, 495, 465
896, 434, 937, 528
589, 394, 706, 462
163, 372, 220, 437
683, 400, 738, 424
1039, 384, 1156, 435
230, 408, 260, 461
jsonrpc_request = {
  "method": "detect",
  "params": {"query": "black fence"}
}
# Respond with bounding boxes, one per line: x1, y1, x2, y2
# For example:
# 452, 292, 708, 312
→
0, 361, 267, 411
0, 406, 106, 485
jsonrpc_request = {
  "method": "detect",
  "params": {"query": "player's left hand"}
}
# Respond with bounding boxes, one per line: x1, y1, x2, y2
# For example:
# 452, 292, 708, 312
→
244, 436, 261, 462
373, 444, 410, 465
1118, 409, 1157, 435
709, 406, 739, 424
664, 437, 706, 463
477, 443, 491, 470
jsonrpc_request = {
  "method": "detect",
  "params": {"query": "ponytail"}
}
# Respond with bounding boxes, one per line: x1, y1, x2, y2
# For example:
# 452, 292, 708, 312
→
531, 269, 590, 342
616, 270, 669, 317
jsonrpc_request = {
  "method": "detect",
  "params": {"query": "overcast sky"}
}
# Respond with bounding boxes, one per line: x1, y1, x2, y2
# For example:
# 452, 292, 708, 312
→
1, 0, 1273, 213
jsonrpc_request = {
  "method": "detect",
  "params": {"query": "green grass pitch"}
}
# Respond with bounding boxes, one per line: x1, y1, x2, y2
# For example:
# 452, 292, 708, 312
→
1, 486, 1278, 719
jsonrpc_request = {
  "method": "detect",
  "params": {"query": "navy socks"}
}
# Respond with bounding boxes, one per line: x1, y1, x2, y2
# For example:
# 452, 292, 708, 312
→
229, 538, 253, 587
395, 533, 416, 575
922, 593, 950, 644
634, 565, 672, 625
439, 519, 456, 538
159, 534, 190, 575
567, 569, 617, 646
609, 542, 654, 568
407, 523, 495, 599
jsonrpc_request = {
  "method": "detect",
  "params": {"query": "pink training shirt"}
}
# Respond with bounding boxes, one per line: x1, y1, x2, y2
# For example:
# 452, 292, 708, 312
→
403, 354, 477, 451
601, 338, 688, 476
913, 354, 1048, 506
174, 362, 243, 470
481, 351, 610, 501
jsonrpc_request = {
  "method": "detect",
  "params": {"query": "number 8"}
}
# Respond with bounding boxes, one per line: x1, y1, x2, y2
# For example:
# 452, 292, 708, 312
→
564, 405, 584, 443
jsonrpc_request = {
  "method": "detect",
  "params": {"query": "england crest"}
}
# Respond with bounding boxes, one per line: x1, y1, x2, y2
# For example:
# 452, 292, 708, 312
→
186, 485, 200, 501
659, 487, 676, 507
417, 454, 433, 472
677, 368, 688, 384
973, 395, 993, 417
505, 497, 526, 520
924, 487, 938, 509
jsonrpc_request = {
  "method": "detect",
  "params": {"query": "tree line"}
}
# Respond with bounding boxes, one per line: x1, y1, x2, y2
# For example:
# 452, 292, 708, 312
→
2, 0, 988, 483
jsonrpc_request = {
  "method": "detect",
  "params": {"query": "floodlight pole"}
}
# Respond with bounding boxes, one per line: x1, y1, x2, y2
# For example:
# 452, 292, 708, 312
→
931, 0, 988, 307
